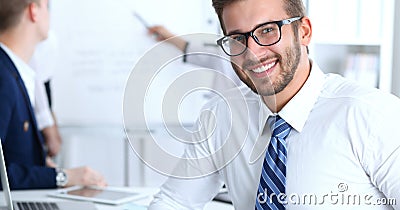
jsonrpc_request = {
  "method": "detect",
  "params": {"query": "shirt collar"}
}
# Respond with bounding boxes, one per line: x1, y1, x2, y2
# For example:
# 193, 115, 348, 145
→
249, 61, 325, 164
261, 60, 326, 133
279, 61, 325, 132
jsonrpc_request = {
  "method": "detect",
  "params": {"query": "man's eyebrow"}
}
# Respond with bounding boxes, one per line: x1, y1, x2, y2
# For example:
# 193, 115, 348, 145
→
226, 29, 244, 36
226, 21, 275, 36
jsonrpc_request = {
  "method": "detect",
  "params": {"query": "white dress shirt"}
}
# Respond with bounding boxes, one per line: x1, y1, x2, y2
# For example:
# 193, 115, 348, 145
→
0, 43, 36, 107
149, 61, 400, 210
30, 31, 59, 130
34, 77, 54, 130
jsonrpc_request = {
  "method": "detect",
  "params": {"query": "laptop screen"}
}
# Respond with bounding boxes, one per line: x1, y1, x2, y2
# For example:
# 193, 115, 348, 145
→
0, 139, 99, 210
0, 139, 14, 210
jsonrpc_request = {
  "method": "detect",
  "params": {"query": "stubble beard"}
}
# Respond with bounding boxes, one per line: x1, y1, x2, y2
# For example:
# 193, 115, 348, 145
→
232, 39, 302, 97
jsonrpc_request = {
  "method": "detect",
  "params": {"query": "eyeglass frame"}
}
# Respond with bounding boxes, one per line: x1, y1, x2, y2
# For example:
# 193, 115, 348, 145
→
216, 16, 303, 56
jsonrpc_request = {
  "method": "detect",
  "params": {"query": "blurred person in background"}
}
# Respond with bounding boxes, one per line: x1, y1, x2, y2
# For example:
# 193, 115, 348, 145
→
0, 0, 107, 189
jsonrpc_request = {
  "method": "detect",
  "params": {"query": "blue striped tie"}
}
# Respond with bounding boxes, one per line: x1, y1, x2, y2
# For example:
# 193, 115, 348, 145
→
255, 115, 292, 210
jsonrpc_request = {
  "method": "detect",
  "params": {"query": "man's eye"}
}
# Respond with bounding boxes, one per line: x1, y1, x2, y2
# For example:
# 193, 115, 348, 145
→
261, 28, 273, 34
232, 35, 245, 42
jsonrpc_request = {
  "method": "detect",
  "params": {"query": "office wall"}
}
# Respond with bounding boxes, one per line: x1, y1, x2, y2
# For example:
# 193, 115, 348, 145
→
47, 0, 221, 186
50, 0, 219, 126
392, 0, 400, 97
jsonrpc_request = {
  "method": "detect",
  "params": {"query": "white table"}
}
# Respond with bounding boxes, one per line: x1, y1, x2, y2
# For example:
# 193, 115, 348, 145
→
3, 187, 233, 210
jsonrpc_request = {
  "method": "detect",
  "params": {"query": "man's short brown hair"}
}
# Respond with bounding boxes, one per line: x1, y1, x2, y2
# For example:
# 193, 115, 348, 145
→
0, 0, 41, 33
212, 0, 306, 34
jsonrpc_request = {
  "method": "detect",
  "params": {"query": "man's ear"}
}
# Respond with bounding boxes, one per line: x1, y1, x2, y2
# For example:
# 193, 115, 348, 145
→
27, 2, 39, 22
299, 17, 312, 47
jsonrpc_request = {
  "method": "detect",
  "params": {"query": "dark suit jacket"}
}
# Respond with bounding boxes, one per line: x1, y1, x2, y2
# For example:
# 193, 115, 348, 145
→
0, 46, 56, 189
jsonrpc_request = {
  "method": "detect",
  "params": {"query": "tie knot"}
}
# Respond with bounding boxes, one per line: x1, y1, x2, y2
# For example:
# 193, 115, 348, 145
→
268, 115, 292, 139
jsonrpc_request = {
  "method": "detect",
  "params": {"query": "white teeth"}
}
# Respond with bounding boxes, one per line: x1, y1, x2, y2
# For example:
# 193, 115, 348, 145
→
252, 65, 267, 73
251, 62, 276, 73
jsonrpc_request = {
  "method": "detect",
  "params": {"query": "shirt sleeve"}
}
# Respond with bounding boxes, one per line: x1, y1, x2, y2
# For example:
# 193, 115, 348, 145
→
148, 142, 225, 209
0, 72, 14, 140
148, 105, 225, 209
363, 94, 400, 209
5, 163, 57, 190
149, 173, 223, 210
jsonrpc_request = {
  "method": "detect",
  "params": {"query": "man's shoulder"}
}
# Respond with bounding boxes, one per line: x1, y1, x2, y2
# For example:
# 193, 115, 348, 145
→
0, 56, 19, 89
321, 73, 400, 111
0, 47, 17, 78
0, 50, 20, 104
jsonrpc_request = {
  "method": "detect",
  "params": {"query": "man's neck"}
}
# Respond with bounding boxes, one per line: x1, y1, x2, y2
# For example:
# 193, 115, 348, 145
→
263, 58, 312, 113
0, 30, 36, 63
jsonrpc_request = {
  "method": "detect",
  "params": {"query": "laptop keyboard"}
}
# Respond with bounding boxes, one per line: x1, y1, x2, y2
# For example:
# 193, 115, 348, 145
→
15, 201, 59, 210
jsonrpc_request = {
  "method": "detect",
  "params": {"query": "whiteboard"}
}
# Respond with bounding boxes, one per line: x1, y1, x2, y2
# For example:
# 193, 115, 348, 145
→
49, 0, 220, 126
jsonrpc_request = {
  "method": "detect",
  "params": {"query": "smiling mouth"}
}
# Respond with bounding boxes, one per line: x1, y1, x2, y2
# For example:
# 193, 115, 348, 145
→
250, 60, 278, 74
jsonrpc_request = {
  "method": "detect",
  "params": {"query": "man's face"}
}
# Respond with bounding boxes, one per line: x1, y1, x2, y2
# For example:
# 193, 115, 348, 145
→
222, 0, 302, 96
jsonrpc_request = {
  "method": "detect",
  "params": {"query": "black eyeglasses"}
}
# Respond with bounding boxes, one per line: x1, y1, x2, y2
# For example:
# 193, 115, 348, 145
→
216, 17, 302, 56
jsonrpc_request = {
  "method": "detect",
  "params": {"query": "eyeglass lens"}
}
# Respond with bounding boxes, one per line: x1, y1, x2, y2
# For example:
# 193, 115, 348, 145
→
221, 22, 281, 56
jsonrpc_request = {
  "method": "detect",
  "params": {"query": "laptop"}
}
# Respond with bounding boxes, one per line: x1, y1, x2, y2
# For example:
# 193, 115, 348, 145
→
0, 139, 97, 210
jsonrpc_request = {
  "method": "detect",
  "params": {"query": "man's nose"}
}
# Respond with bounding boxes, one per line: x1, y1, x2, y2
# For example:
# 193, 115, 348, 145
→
245, 35, 263, 58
